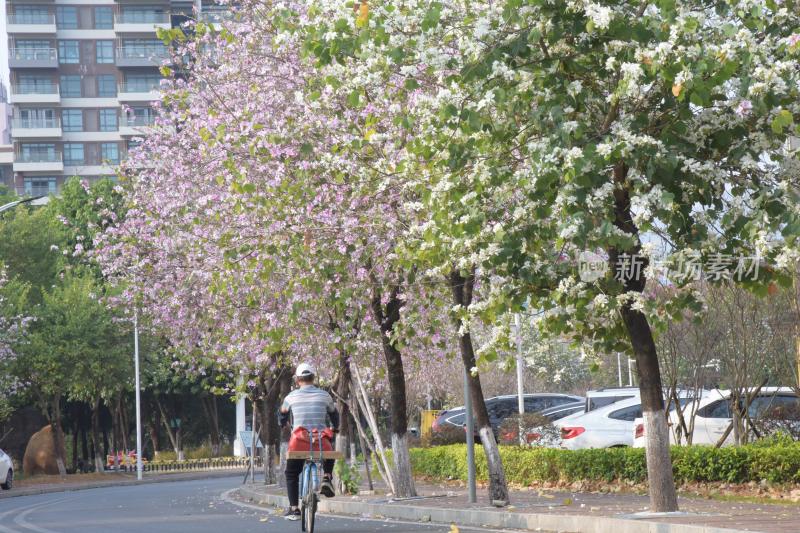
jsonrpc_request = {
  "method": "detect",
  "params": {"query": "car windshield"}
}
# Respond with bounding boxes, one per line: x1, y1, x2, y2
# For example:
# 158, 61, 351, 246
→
586, 395, 635, 411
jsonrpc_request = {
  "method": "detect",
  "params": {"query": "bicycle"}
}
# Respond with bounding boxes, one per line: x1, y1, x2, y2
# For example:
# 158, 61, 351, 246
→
288, 429, 342, 533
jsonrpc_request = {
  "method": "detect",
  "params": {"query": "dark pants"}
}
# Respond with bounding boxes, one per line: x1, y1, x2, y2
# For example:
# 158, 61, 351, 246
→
285, 459, 335, 507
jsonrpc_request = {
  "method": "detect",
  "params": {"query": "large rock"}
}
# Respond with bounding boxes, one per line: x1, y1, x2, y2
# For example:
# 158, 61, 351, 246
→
23, 425, 64, 476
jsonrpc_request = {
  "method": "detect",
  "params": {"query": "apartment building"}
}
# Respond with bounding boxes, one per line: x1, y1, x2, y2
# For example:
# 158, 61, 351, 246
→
5, 0, 226, 197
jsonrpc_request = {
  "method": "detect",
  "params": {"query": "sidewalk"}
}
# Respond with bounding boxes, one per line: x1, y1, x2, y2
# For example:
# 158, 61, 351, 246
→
1, 469, 247, 499
236, 480, 799, 533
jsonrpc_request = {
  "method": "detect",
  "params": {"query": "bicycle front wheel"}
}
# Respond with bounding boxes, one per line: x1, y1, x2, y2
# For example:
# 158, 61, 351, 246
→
304, 492, 317, 533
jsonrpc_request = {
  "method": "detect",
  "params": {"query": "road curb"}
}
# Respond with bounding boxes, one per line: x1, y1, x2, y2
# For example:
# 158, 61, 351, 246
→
0, 469, 247, 499
237, 486, 757, 533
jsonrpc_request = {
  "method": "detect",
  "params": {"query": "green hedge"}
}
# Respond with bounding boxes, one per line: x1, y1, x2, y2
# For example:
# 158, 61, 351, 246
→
409, 442, 800, 485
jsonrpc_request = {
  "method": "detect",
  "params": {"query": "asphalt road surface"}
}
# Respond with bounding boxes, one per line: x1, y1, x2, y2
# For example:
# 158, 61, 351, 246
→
0, 476, 499, 533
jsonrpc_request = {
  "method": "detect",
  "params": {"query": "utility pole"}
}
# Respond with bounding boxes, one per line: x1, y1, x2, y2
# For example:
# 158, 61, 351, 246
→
617, 353, 623, 387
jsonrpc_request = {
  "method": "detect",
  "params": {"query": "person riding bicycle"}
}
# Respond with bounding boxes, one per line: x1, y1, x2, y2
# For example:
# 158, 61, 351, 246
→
279, 363, 339, 520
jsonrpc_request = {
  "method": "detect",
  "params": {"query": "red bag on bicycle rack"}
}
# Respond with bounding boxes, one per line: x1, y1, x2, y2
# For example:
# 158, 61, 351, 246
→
288, 427, 334, 452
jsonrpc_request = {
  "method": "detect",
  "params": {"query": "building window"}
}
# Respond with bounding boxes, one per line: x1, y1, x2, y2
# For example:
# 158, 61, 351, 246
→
125, 74, 161, 92
94, 7, 113, 29
120, 7, 165, 23
18, 108, 56, 128
101, 143, 120, 164
24, 177, 58, 197
17, 75, 54, 94
96, 41, 114, 64
63, 143, 85, 165
56, 7, 78, 29
127, 107, 155, 126
20, 143, 56, 162
14, 40, 51, 61
60, 75, 82, 97
58, 41, 80, 64
120, 39, 166, 59
97, 75, 117, 97
99, 109, 118, 132
62, 110, 83, 132
11, 7, 50, 24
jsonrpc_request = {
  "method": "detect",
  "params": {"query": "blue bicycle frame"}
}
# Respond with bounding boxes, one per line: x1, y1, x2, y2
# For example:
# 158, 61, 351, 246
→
298, 429, 324, 498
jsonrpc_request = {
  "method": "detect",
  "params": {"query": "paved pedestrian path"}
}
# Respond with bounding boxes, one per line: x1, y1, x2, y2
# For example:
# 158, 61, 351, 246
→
237, 480, 800, 533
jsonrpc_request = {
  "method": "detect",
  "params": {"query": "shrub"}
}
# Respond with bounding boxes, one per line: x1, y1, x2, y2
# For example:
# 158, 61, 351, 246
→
498, 413, 560, 447
421, 424, 466, 447
409, 442, 800, 486
334, 459, 362, 494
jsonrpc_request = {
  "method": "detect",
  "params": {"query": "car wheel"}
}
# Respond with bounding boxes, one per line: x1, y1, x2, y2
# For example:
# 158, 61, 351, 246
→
1, 469, 12, 490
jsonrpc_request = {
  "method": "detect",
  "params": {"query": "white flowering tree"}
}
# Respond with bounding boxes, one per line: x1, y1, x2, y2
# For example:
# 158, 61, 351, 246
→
305, 0, 800, 511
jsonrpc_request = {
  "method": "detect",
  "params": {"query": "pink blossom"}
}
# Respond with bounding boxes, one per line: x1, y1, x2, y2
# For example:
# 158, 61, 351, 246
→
735, 99, 752, 117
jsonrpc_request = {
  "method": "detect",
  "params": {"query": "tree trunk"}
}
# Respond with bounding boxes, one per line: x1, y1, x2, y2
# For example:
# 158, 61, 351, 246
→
80, 425, 89, 470
155, 395, 181, 460
49, 396, 67, 477
450, 269, 510, 504
117, 394, 129, 456
370, 284, 416, 497
202, 396, 221, 457
71, 426, 78, 473
610, 162, 678, 513
334, 348, 352, 459
257, 366, 287, 485
110, 399, 120, 471
149, 398, 161, 460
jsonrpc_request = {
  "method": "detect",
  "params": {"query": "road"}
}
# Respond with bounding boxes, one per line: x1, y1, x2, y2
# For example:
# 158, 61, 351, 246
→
0, 476, 497, 532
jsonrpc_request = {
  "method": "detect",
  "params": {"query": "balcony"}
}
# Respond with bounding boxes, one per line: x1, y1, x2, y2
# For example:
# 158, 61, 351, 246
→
13, 152, 63, 173
6, 14, 57, 34
118, 82, 161, 102
11, 118, 62, 138
114, 12, 170, 33
116, 46, 169, 67
119, 117, 155, 136
9, 84, 60, 104
9, 48, 58, 68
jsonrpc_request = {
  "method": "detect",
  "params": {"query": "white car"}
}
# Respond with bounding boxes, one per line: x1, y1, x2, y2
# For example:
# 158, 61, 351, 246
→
633, 387, 799, 447
556, 397, 644, 449
0, 448, 12, 490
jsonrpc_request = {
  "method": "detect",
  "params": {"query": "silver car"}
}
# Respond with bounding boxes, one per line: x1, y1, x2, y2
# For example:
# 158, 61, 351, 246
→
0, 448, 12, 490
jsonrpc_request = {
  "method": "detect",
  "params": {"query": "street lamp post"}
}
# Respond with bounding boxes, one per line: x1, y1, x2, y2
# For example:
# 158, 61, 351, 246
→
134, 309, 143, 480
462, 367, 476, 504
514, 313, 525, 446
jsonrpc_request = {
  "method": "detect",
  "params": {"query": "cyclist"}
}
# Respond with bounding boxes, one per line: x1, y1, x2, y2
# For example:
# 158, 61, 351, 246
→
279, 363, 339, 520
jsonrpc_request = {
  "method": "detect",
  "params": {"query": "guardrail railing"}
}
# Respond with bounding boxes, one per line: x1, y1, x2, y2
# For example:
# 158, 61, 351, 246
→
11, 48, 57, 61
12, 118, 60, 129
7, 14, 56, 25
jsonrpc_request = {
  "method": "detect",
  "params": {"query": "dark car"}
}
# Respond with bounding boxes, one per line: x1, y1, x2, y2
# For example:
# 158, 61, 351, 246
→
431, 393, 584, 438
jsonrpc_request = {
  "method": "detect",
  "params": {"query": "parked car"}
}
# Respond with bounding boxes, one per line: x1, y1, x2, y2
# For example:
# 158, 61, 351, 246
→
556, 396, 645, 449
0, 448, 12, 490
633, 387, 800, 447
557, 390, 706, 450
432, 393, 583, 439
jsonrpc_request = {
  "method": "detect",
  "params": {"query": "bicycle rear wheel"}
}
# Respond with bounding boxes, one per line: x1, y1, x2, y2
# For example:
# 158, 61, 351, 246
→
304, 492, 317, 533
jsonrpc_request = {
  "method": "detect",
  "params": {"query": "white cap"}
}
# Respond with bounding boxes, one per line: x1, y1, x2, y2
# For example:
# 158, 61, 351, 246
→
294, 363, 316, 378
